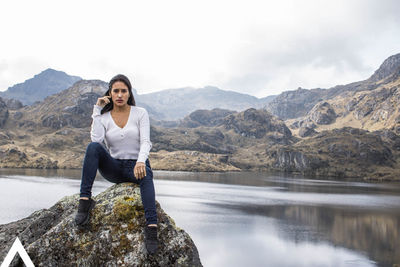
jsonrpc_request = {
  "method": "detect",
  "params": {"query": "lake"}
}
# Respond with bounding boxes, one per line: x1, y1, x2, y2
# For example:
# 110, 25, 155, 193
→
1, 168, 399, 267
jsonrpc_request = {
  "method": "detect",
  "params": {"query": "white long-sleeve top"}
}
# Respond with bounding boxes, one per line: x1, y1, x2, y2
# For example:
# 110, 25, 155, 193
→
90, 104, 152, 163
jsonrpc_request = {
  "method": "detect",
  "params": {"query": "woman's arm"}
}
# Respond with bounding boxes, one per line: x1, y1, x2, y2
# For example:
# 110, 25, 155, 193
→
90, 105, 105, 143
137, 109, 152, 163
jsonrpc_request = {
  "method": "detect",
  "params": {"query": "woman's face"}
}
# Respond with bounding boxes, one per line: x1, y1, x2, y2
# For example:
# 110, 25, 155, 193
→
110, 81, 130, 107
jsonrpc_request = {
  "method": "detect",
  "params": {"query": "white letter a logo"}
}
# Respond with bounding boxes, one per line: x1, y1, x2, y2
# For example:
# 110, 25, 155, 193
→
1, 237, 34, 267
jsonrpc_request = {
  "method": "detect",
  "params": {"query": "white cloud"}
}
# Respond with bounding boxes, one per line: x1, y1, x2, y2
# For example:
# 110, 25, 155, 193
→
0, 0, 399, 97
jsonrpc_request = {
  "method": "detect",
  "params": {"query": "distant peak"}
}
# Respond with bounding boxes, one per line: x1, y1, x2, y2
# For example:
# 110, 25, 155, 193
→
33, 68, 65, 78
39, 68, 63, 74
203, 85, 219, 90
369, 53, 400, 82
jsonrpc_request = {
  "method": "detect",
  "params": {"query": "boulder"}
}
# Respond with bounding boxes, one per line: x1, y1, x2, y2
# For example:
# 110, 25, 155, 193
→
179, 108, 236, 128
0, 183, 202, 267
299, 126, 318, 137
308, 102, 337, 125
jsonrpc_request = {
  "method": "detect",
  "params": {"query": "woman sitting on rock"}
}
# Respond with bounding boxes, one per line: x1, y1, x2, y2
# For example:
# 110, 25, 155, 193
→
75, 74, 158, 254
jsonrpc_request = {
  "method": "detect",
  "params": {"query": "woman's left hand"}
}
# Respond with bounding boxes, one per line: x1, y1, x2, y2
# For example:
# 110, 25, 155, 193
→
134, 162, 146, 179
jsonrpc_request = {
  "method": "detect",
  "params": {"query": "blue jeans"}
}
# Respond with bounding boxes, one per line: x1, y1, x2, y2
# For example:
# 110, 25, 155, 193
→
80, 142, 157, 225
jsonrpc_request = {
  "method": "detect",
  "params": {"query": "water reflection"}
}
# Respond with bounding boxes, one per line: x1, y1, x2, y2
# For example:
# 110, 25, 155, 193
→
1, 168, 400, 266
207, 203, 400, 266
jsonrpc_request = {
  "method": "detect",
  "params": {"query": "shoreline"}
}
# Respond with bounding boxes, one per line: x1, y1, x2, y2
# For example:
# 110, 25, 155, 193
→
1, 166, 399, 183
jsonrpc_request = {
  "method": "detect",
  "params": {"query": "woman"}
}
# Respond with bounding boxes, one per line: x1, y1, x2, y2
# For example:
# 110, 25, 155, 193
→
74, 74, 158, 254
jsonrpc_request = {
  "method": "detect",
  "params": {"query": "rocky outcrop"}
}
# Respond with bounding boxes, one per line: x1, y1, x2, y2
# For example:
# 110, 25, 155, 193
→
268, 148, 328, 173
17, 80, 108, 130
298, 126, 317, 137
150, 108, 295, 155
0, 97, 9, 128
308, 102, 337, 125
266, 87, 326, 120
4, 98, 23, 110
291, 102, 337, 131
221, 108, 293, 143
259, 127, 399, 179
0, 146, 58, 169
373, 129, 400, 151
352, 86, 397, 121
179, 108, 236, 128
369, 53, 400, 83
0, 183, 202, 267
40, 92, 100, 129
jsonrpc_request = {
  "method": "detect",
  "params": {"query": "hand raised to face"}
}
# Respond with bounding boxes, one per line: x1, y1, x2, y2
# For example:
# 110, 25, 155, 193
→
96, 95, 112, 108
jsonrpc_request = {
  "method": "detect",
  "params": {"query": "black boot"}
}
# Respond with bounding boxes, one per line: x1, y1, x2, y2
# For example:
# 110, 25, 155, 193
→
75, 198, 96, 226
145, 226, 158, 254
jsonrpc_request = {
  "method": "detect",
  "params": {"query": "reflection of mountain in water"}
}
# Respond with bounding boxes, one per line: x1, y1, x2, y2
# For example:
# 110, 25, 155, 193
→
213, 203, 400, 266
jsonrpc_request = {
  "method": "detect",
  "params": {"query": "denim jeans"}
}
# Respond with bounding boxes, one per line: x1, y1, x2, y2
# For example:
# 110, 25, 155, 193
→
80, 142, 157, 225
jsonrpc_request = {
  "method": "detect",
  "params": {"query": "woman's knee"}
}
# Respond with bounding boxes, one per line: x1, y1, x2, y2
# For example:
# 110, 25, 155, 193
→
143, 166, 153, 180
86, 142, 104, 155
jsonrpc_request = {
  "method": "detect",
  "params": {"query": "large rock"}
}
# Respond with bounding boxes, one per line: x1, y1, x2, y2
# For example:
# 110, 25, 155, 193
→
222, 108, 292, 141
265, 87, 326, 120
0, 183, 202, 267
269, 148, 328, 173
179, 108, 236, 128
308, 102, 337, 125
298, 126, 318, 137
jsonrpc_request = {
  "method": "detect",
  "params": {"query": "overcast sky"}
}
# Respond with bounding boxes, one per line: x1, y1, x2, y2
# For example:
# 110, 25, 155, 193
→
0, 0, 399, 98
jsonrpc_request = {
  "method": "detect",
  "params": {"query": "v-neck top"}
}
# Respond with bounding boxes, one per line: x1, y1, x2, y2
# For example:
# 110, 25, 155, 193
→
109, 106, 131, 129
90, 104, 152, 162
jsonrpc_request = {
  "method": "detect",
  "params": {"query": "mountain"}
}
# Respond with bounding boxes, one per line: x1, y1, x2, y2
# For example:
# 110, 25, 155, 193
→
0, 68, 82, 105
1, 68, 277, 120
138, 86, 276, 120
287, 54, 400, 137
266, 53, 400, 120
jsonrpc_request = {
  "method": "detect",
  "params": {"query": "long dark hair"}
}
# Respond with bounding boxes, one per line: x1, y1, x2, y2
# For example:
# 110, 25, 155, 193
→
101, 74, 136, 114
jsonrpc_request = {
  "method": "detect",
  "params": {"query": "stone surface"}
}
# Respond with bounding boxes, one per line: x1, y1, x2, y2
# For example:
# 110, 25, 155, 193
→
221, 108, 293, 142
298, 126, 318, 137
0, 183, 202, 267
5, 98, 23, 110
179, 108, 236, 128
308, 102, 337, 125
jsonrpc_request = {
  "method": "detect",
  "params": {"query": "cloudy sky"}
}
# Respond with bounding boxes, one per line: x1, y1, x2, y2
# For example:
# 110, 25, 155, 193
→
0, 0, 399, 98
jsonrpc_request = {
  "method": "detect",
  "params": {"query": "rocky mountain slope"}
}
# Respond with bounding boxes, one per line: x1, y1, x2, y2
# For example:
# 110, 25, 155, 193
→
0, 183, 202, 266
266, 53, 400, 120
0, 68, 82, 105
288, 61, 400, 138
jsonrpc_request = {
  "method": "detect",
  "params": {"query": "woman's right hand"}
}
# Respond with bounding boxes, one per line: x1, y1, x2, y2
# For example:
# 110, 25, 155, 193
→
96, 96, 112, 108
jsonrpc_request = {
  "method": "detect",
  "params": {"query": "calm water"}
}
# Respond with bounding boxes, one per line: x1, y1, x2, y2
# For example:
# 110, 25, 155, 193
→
1, 168, 400, 267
